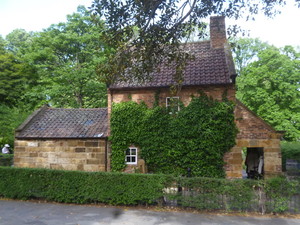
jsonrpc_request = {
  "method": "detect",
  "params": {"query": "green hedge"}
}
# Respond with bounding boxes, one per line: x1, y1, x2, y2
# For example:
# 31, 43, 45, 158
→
0, 167, 167, 205
0, 154, 13, 167
0, 167, 299, 213
170, 177, 258, 211
281, 142, 300, 171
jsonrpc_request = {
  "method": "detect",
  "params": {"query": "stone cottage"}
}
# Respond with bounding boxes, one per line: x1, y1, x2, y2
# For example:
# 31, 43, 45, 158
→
107, 16, 283, 178
14, 16, 283, 178
14, 106, 109, 172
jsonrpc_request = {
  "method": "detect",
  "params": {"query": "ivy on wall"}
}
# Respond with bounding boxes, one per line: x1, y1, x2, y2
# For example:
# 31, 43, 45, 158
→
110, 94, 238, 178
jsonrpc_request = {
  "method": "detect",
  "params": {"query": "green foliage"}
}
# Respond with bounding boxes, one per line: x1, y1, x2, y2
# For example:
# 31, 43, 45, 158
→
0, 154, 14, 167
1, 167, 299, 213
264, 177, 299, 213
0, 104, 31, 147
281, 142, 300, 170
21, 6, 107, 108
0, 167, 167, 205
0, 49, 37, 107
173, 176, 257, 211
110, 94, 238, 177
231, 38, 270, 75
236, 44, 300, 141
90, 0, 293, 85
1, 6, 108, 109
5, 29, 35, 56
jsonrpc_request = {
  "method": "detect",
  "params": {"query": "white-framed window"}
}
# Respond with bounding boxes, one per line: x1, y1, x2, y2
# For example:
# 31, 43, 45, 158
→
166, 97, 180, 114
125, 147, 137, 164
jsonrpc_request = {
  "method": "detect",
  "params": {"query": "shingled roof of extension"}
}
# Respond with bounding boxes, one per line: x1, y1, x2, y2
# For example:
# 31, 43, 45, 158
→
109, 41, 236, 90
15, 105, 108, 139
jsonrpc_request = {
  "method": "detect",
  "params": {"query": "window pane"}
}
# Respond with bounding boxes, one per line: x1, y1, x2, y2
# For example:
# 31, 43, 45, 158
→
132, 157, 136, 162
126, 156, 131, 162
131, 149, 136, 155
126, 149, 130, 155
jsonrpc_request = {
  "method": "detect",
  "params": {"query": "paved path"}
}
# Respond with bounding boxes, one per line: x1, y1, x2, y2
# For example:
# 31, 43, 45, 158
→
0, 199, 300, 225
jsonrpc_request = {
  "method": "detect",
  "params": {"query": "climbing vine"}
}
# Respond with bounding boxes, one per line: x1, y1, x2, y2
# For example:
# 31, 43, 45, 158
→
110, 94, 238, 178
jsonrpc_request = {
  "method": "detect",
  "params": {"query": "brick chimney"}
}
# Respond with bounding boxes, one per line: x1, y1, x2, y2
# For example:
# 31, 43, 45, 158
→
210, 16, 227, 49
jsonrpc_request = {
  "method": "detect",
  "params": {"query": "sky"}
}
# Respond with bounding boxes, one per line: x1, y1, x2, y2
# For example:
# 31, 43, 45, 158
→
0, 0, 299, 48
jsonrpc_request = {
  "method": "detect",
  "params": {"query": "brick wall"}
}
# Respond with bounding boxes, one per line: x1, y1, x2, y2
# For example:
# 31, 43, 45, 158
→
14, 138, 107, 172
109, 86, 282, 179
224, 102, 283, 178
109, 85, 235, 109
108, 85, 235, 173
210, 16, 226, 49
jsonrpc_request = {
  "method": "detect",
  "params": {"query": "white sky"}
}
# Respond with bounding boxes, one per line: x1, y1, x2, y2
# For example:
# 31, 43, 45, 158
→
0, 0, 93, 37
0, 0, 299, 48
227, 1, 300, 48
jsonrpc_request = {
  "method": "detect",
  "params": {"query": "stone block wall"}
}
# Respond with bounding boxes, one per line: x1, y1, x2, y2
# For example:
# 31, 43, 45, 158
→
14, 138, 107, 172
224, 102, 283, 179
224, 139, 282, 179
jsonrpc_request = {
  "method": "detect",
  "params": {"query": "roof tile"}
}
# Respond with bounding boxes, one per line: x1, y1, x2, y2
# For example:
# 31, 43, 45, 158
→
109, 41, 235, 89
16, 107, 108, 139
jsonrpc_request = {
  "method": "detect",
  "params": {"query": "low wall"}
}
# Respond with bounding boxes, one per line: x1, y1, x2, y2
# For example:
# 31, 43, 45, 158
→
14, 138, 107, 172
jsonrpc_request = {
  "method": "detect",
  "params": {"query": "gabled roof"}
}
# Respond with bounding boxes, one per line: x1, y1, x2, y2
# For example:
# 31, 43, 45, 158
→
235, 100, 284, 137
109, 41, 236, 90
15, 105, 108, 139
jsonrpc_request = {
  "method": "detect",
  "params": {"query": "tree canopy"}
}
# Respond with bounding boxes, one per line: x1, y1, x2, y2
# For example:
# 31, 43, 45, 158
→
24, 6, 107, 108
0, 6, 108, 147
235, 41, 300, 141
90, 0, 300, 86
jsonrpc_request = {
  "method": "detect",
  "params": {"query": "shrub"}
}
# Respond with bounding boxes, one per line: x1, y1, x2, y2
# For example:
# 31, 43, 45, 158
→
0, 167, 299, 213
170, 176, 258, 211
0, 167, 167, 205
281, 142, 300, 171
0, 154, 13, 167
264, 176, 299, 213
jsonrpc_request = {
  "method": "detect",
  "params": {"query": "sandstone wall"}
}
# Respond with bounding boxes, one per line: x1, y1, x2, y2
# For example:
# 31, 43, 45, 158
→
14, 138, 107, 172
224, 102, 282, 179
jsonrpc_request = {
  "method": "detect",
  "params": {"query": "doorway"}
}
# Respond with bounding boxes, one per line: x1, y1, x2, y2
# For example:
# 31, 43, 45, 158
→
245, 147, 264, 179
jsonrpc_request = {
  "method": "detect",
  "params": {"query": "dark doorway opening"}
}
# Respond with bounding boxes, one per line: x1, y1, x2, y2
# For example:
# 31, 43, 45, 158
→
245, 147, 264, 179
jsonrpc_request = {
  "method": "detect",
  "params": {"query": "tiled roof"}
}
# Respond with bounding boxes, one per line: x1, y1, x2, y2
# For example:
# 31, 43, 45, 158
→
109, 41, 236, 89
16, 106, 108, 139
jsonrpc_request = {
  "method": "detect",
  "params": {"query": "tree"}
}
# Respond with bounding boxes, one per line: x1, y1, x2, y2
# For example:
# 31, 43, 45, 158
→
231, 38, 270, 75
24, 6, 107, 108
5, 29, 35, 56
0, 49, 37, 107
90, 0, 300, 87
0, 104, 30, 147
236, 45, 300, 141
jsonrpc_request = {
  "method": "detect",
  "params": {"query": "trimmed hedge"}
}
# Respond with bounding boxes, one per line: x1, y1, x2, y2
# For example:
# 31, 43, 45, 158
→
171, 176, 258, 211
281, 142, 300, 171
0, 167, 299, 213
0, 154, 13, 167
0, 167, 168, 205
